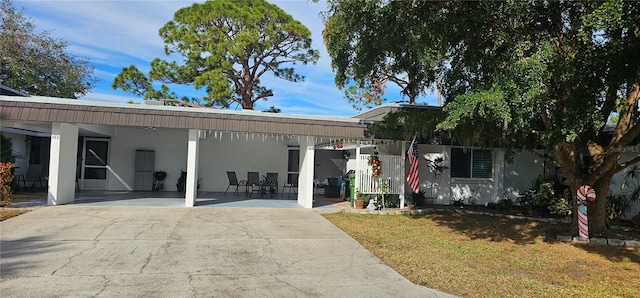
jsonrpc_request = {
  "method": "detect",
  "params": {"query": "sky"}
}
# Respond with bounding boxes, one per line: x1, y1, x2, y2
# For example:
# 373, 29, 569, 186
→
14, 0, 437, 116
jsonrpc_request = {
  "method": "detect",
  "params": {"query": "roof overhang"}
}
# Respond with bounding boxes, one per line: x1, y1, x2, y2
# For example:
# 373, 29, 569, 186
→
0, 96, 375, 139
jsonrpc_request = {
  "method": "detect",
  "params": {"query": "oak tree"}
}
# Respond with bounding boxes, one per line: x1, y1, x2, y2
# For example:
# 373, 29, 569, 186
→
323, 0, 444, 108
329, 0, 640, 236
0, 0, 96, 98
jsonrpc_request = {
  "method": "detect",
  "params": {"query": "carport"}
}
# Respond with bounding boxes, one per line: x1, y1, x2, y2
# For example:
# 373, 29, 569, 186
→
1, 95, 374, 208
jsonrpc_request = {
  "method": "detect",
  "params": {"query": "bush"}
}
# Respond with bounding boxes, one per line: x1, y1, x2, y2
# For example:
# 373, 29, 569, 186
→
606, 165, 640, 222
497, 198, 513, 210
547, 189, 572, 217
0, 162, 13, 205
529, 180, 572, 216
407, 190, 426, 206
0, 133, 16, 163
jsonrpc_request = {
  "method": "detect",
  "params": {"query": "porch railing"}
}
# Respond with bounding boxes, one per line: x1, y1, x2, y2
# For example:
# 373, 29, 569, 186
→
358, 154, 404, 195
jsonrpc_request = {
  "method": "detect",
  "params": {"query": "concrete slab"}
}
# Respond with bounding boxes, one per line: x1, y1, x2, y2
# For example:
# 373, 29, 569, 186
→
1, 206, 455, 297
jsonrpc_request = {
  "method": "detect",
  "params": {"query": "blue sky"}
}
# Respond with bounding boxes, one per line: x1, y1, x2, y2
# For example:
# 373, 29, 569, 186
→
15, 0, 437, 116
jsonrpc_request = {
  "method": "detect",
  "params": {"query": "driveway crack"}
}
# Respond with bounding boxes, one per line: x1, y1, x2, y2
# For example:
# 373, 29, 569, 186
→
50, 240, 98, 275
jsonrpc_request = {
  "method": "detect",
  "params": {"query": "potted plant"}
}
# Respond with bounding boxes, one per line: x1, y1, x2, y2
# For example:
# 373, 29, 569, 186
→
355, 191, 369, 209
406, 190, 426, 209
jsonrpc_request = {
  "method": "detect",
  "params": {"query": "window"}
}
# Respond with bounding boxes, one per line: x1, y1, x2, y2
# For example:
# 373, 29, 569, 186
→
287, 147, 300, 185
451, 148, 492, 179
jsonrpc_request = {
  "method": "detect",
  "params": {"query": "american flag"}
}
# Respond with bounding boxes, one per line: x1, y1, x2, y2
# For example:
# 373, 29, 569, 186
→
406, 137, 420, 193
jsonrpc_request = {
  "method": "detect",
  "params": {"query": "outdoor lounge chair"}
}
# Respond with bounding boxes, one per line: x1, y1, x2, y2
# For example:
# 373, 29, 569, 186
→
265, 172, 279, 196
282, 174, 298, 197
246, 171, 261, 197
17, 164, 46, 191
225, 171, 246, 196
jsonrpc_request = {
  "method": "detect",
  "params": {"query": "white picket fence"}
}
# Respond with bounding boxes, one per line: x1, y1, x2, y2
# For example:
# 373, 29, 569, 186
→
358, 154, 404, 195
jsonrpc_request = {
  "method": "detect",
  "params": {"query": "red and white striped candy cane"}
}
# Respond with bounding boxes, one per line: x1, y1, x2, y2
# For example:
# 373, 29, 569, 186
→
577, 185, 595, 238
578, 205, 589, 238
577, 185, 596, 203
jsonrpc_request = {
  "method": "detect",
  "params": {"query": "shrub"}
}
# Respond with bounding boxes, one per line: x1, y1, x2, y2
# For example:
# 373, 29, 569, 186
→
497, 197, 513, 210
547, 189, 572, 217
0, 162, 13, 205
0, 133, 16, 163
606, 165, 640, 222
407, 190, 426, 206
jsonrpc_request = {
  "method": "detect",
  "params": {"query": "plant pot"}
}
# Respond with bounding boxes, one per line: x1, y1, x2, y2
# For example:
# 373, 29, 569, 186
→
355, 199, 365, 209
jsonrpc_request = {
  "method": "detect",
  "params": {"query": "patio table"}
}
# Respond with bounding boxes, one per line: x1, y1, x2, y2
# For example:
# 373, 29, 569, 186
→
259, 180, 278, 198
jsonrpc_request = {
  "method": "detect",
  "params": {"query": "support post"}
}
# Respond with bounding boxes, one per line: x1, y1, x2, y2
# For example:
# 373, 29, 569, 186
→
354, 144, 361, 208
400, 140, 406, 209
185, 129, 200, 207
48, 123, 79, 205
297, 136, 315, 208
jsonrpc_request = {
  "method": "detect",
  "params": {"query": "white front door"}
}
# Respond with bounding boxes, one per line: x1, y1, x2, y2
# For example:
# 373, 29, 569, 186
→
81, 138, 110, 189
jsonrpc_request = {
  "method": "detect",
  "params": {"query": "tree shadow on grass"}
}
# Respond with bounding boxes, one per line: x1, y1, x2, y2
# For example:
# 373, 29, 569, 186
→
406, 211, 640, 263
411, 212, 572, 245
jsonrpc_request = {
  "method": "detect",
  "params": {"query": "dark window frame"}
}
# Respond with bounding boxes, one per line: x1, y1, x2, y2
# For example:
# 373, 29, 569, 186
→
450, 147, 493, 179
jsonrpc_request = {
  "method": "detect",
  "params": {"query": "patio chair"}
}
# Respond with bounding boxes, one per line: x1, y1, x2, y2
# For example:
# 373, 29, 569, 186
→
17, 164, 46, 191
246, 171, 261, 197
265, 172, 279, 196
225, 171, 246, 196
282, 175, 298, 198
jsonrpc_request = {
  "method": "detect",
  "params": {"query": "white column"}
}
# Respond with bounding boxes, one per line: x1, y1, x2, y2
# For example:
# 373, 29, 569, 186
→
185, 129, 200, 207
399, 141, 406, 208
297, 136, 315, 208
48, 123, 79, 205
354, 144, 361, 208
493, 149, 505, 202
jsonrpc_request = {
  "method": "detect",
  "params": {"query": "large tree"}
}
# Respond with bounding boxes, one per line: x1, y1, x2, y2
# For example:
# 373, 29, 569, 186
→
326, 0, 640, 236
0, 0, 96, 98
322, 0, 444, 109
113, 0, 319, 110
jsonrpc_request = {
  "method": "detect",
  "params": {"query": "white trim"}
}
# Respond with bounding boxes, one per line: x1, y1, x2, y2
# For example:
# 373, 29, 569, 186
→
0, 95, 363, 123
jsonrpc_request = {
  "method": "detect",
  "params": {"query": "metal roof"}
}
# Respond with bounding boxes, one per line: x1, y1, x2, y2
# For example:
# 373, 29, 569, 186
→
0, 96, 374, 139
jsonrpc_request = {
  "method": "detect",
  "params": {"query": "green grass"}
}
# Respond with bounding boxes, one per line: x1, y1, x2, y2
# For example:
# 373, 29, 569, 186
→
323, 212, 640, 298
0, 209, 30, 221
0, 192, 44, 220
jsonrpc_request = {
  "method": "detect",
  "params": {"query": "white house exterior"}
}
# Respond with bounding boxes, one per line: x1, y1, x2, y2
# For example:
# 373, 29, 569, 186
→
1, 95, 382, 208
2, 96, 638, 218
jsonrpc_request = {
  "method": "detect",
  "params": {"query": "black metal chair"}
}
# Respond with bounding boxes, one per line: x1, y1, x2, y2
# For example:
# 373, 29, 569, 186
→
265, 172, 279, 196
225, 171, 245, 196
246, 172, 261, 197
17, 164, 46, 192
282, 175, 298, 198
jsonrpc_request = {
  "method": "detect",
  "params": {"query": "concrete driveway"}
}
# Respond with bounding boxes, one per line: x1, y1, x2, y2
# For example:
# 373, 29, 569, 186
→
1, 206, 455, 297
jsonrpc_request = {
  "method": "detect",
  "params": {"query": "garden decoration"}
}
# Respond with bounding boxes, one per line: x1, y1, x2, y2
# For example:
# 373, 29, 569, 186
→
368, 154, 382, 179
576, 185, 596, 238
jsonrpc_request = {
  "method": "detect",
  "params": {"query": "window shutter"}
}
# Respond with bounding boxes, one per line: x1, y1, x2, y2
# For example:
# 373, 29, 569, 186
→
451, 148, 471, 178
472, 149, 492, 178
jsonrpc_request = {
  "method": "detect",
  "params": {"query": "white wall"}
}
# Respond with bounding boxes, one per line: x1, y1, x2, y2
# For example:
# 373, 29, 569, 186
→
198, 133, 288, 192
610, 151, 640, 220
108, 127, 188, 191
417, 144, 451, 203
107, 128, 290, 192
503, 150, 546, 199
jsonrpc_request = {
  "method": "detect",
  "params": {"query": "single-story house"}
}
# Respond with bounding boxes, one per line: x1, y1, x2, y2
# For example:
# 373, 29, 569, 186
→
1, 94, 638, 218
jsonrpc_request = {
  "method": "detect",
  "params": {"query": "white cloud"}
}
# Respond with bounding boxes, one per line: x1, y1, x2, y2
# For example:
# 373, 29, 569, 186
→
15, 0, 432, 117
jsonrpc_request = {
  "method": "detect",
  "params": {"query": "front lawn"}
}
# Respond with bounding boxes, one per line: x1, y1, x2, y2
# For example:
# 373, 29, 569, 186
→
0, 209, 30, 221
323, 212, 640, 298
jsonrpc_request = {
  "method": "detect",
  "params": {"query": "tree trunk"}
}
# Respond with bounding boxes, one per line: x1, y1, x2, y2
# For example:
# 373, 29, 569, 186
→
587, 174, 613, 237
